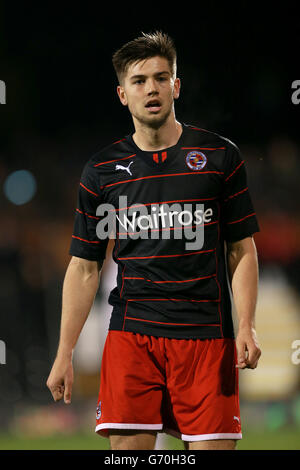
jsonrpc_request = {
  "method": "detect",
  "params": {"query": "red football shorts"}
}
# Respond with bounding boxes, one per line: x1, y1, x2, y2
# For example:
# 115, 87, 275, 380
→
95, 330, 242, 442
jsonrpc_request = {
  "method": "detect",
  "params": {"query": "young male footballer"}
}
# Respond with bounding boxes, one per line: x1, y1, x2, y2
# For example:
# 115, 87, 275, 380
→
47, 31, 261, 450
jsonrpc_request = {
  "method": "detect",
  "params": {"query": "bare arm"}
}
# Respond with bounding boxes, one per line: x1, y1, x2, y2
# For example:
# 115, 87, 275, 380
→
46, 256, 102, 403
226, 236, 261, 369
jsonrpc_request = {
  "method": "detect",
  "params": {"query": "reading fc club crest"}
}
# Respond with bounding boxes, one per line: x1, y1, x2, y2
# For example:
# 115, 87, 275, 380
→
96, 401, 102, 420
186, 151, 207, 170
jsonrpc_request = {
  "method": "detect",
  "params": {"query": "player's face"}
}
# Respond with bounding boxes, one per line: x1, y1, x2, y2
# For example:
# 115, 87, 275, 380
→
117, 56, 180, 129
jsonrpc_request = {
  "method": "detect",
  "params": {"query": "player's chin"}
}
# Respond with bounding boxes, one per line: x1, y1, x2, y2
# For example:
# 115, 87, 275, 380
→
143, 111, 169, 129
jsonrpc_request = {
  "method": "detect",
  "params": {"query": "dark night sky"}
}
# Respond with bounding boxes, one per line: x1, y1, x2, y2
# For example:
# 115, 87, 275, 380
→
0, 2, 299, 153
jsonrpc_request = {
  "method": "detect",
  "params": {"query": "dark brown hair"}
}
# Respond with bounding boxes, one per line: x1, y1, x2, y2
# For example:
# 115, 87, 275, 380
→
112, 31, 177, 84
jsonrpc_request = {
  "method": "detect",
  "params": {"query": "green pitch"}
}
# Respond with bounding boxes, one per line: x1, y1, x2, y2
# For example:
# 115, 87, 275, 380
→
0, 428, 299, 450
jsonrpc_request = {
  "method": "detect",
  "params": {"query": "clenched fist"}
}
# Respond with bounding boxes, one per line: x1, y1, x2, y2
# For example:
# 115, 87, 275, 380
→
46, 355, 74, 404
235, 326, 261, 369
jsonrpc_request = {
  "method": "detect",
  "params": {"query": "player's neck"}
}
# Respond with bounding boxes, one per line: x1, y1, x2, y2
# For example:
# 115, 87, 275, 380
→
132, 116, 182, 152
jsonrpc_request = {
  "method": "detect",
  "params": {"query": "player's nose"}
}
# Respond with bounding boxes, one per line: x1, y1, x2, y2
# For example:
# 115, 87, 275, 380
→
145, 78, 159, 95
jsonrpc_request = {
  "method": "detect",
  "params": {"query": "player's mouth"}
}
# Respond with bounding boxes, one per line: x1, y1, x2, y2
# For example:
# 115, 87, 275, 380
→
145, 99, 162, 113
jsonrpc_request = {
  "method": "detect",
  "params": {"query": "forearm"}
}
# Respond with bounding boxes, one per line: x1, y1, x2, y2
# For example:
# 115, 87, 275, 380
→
56, 257, 100, 358
226, 237, 261, 368
227, 237, 259, 328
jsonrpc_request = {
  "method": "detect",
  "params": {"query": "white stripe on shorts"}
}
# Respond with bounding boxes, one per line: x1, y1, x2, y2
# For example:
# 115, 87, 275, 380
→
95, 423, 163, 433
181, 432, 242, 441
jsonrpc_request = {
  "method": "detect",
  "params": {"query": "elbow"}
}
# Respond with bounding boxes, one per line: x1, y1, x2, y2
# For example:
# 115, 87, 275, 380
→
227, 237, 258, 277
68, 256, 100, 283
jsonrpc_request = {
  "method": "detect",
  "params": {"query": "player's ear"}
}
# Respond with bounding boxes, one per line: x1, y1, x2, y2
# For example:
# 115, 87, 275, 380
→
117, 85, 128, 106
173, 77, 181, 100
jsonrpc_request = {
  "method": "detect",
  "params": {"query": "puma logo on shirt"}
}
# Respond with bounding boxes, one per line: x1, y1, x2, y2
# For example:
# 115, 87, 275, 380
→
115, 161, 133, 176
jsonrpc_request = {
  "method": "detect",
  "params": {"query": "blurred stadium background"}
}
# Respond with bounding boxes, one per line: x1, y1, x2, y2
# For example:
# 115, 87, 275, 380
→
0, 3, 300, 450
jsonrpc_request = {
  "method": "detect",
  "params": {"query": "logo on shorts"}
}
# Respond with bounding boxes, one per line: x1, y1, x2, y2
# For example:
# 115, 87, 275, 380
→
96, 401, 102, 420
186, 151, 207, 170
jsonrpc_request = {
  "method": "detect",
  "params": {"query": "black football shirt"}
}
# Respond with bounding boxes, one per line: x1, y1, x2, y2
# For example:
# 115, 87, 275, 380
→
69, 123, 259, 339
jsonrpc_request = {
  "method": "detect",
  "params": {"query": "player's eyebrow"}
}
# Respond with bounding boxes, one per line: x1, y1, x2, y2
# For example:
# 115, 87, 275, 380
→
129, 74, 146, 81
129, 71, 171, 82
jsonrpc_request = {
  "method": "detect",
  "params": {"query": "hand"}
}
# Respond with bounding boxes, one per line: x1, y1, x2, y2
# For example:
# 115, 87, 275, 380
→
235, 326, 261, 369
46, 356, 74, 404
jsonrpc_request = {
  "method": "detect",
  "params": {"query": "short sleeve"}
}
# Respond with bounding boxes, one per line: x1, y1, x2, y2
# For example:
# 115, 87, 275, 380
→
69, 161, 109, 261
220, 142, 260, 243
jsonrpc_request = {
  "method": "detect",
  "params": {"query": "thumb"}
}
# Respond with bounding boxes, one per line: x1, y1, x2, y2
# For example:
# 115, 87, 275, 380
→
64, 378, 72, 404
236, 341, 248, 368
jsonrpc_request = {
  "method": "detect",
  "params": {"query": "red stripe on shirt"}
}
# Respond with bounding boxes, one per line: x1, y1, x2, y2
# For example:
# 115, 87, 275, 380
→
224, 160, 244, 182
100, 171, 224, 189
94, 153, 136, 167
112, 197, 217, 212
117, 248, 214, 260
224, 187, 248, 202
227, 212, 256, 225
80, 182, 99, 197
72, 235, 100, 244
125, 317, 220, 327
123, 273, 216, 283
76, 208, 100, 220
189, 127, 210, 132
112, 138, 126, 145
120, 265, 126, 298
